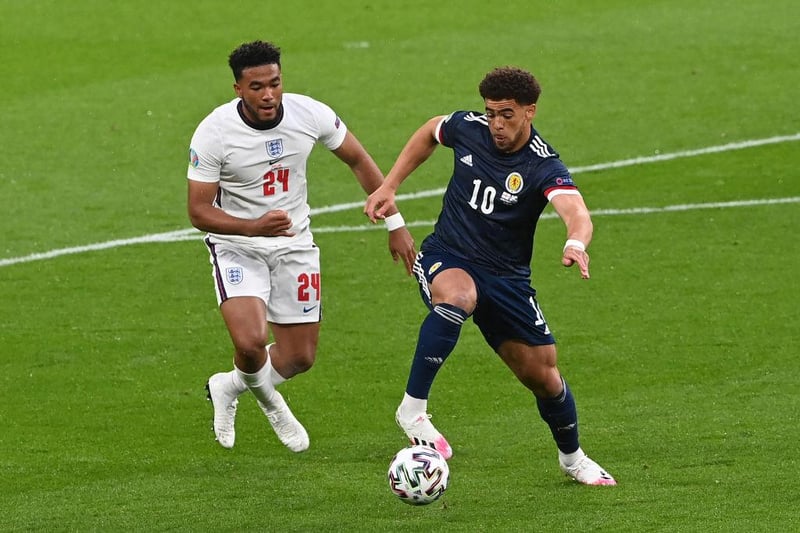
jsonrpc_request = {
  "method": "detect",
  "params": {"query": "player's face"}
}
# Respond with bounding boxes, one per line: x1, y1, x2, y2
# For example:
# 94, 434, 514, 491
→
234, 63, 283, 124
484, 99, 536, 153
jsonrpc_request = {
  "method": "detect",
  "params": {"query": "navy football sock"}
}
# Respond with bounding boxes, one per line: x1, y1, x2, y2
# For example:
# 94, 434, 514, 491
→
536, 378, 580, 454
405, 303, 468, 399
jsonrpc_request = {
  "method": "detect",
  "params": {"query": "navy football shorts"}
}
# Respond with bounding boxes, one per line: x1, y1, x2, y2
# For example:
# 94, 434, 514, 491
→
413, 248, 556, 350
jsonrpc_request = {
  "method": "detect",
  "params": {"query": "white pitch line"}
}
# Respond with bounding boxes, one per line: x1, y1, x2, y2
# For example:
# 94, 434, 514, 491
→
2, 134, 798, 268
309, 196, 800, 233
3, 197, 795, 267
311, 132, 800, 214
567, 132, 800, 174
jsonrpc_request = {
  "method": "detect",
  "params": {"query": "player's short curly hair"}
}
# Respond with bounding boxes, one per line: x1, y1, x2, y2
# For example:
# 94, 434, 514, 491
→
478, 67, 541, 105
228, 40, 282, 81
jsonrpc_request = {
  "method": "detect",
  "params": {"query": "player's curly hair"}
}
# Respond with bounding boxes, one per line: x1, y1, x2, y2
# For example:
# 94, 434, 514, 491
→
479, 67, 541, 105
228, 40, 282, 81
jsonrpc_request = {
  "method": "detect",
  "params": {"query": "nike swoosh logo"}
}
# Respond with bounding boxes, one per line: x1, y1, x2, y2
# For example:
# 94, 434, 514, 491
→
268, 158, 282, 164
303, 305, 318, 313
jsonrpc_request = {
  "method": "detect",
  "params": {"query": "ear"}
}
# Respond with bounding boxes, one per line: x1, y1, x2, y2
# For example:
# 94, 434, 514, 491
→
233, 83, 242, 97
527, 103, 537, 120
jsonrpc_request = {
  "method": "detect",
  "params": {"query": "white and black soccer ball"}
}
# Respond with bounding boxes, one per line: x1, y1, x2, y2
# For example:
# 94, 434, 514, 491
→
387, 445, 450, 505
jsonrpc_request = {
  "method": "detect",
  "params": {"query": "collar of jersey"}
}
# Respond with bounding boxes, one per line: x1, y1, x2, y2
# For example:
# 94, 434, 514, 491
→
237, 100, 284, 130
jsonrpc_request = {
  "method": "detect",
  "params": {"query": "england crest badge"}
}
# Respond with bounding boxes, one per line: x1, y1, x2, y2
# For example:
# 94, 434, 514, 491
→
225, 267, 243, 285
266, 139, 284, 159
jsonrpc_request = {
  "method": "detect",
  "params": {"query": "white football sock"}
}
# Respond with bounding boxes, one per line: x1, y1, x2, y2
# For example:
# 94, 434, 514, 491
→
229, 367, 248, 395
398, 393, 428, 420
235, 356, 277, 407
559, 447, 586, 467
266, 343, 287, 386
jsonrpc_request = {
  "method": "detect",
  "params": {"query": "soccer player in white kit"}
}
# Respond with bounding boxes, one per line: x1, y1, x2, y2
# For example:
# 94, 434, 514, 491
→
187, 41, 416, 451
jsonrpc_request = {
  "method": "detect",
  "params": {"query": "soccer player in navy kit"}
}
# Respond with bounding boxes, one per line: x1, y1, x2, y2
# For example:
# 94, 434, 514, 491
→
364, 67, 616, 485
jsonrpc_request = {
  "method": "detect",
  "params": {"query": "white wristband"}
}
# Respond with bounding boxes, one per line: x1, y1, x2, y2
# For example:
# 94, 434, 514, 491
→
563, 239, 586, 252
384, 212, 406, 232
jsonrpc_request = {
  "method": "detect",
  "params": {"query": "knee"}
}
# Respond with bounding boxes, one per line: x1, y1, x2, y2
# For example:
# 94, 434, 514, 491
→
433, 293, 476, 315
233, 335, 268, 363
450, 294, 476, 313
525, 367, 563, 398
512, 358, 562, 397
271, 340, 318, 375
284, 347, 316, 374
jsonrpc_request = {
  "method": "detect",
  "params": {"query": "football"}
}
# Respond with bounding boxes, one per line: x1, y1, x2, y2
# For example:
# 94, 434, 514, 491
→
387, 445, 450, 505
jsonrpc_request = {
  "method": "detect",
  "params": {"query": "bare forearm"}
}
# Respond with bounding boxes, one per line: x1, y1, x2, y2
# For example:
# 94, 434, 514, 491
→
351, 157, 386, 196
565, 216, 593, 248
384, 118, 441, 190
552, 195, 593, 247
189, 204, 255, 236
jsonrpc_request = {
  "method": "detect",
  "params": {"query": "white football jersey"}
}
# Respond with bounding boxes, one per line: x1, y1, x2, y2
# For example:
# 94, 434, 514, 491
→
187, 93, 348, 248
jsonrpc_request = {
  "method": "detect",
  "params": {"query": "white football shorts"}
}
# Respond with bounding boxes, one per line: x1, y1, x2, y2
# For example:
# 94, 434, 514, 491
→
205, 236, 321, 324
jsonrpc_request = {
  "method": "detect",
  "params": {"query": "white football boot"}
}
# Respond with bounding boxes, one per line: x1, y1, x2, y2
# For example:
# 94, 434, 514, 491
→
559, 452, 617, 486
205, 372, 239, 449
258, 391, 309, 452
395, 407, 453, 460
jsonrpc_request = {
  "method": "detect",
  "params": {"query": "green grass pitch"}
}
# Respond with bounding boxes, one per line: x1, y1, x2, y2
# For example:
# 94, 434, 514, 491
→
1, 0, 798, 531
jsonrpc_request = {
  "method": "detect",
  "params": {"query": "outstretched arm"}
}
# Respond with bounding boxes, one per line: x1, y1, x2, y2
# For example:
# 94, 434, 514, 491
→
333, 131, 391, 200
333, 130, 416, 274
363, 115, 445, 223
550, 193, 594, 279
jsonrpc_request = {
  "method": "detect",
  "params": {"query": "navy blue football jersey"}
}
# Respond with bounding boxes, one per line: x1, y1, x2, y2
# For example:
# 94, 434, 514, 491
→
422, 111, 580, 279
